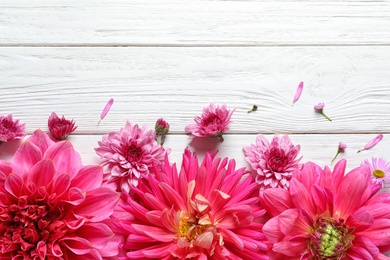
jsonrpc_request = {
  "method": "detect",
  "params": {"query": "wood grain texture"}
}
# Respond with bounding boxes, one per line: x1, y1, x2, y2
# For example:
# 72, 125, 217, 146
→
1, 47, 389, 134
1, 0, 389, 45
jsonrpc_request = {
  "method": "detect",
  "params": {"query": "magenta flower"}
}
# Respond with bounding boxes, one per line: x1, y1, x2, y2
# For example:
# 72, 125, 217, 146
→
116, 149, 268, 259
95, 121, 168, 192
314, 102, 332, 121
358, 134, 384, 153
155, 118, 170, 145
361, 157, 390, 188
292, 81, 304, 106
331, 141, 347, 162
48, 112, 77, 140
243, 134, 302, 189
98, 98, 114, 125
0, 130, 119, 259
185, 103, 234, 139
0, 114, 26, 143
260, 160, 390, 259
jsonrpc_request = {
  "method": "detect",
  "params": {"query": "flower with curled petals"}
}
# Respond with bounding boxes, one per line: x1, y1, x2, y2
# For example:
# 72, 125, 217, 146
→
243, 134, 302, 190
260, 160, 390, 259
0, 130, 119, 259
48, 112, 77, 140
95, 121, 168, 192
185, 103, 234, 139
116, 149, 269, 259
0, 114, 26, 143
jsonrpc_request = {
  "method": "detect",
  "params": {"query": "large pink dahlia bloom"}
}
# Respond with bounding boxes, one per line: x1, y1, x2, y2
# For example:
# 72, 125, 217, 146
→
95, 121, 168, 192
185, 103, 234, 138
260, 160, 390, 259
243, 134, 302, 190
117, 149, 269, 259
0, 130, 119, 259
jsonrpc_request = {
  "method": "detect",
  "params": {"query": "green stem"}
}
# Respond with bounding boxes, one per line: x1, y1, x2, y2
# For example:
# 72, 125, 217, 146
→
321, 112, 332, 122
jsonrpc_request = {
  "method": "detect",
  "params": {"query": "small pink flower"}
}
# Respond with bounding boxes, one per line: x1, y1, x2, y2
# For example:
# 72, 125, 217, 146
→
48, 112, 77, 140
98, 98, 114, 124
292, 81, 304, 106
0, 130, 119, 259
358, 134, 383, 153
115, 149, 268, 259
243, 134, 302, 189
331, 141, 347, 162
155, 118, 170, 145
185, 103, 234, 139
0, 114, 26, 143
361, 157, 390, 188
314, 102, 332, 121
95, 121, 169, 191
261, 160, 390, 259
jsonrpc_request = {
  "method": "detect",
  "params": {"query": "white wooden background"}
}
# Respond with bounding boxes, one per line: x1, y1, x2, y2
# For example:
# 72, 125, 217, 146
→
1, 1, 390, 187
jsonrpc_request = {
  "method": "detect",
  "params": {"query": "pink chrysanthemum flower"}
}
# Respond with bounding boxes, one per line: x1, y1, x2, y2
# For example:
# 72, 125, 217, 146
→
185, 103, 234, 138
361, 157, 390, 188
116, 149, 269, 259
95, 121, 168, 192
48, 112, 78, 140
260, 160, 390, 259
0, 130, 119, 259
243, 134, 302, 189
0, 114, 26, 143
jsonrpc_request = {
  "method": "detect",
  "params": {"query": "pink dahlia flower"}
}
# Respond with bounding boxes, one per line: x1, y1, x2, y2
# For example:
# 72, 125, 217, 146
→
0, 114, 26, 143
48, 112, 77, 140
116, 149, 269, 259
95, 121, 168, 192
0, 130, 119, 259
243, 134, 302, 190
260, 160, 390, 259
185, 103, 234, 138
361, 157, 390, 188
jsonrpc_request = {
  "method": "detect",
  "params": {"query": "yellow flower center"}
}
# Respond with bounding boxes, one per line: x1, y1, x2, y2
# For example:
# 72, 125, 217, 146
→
373, 169, 385, 178
178, 214, 210, 241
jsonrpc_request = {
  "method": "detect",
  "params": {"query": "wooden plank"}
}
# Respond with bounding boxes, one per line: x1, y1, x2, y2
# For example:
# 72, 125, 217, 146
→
0, 0, 389, 45
1, 46, 389, 134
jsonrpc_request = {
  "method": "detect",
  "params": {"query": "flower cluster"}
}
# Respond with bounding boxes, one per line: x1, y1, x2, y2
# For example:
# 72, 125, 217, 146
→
1, 96, 389, 259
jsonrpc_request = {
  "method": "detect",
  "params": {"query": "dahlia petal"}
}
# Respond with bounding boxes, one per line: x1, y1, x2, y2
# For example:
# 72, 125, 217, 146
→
71, 165, 103, 191
65, 187, 86, 206
27, 158, 56, 188
347, 210, 374, 231
27, 129, 54, 155
127, 243, 173, 259
52, 173, 71, 197
278, 208, 299, 235
311, 184, 333, 214
73, 187, 119, 222
44, 140, 82, 178
347, 246, 374, 260
273, 239, 308, 257
132, 224, 176, 242
357, 219, 390, 246
219, 228, 244, 250
289, 178, 316, 215
61, 237, 93, 255
259, 188, 293, 216
36, 241, 47, 258
97, 233, 122, 257
11, 140, 42, 177
5, 173, 23, 197
159, 182, 186, 210
263, 216, 285, 242
77, 223, 114, 249
194, 231, 214, 249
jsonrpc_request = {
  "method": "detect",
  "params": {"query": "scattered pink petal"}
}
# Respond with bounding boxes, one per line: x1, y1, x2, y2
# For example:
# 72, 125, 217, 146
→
358, 134, 384, 153
292, 81, 304, 106
98, 98, 114, 125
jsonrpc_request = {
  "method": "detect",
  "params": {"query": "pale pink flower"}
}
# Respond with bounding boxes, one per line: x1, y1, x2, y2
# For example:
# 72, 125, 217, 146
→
98, 98, 114, 124
243, 134, 302, 189
361, 157, 390, 188
0, 130, 119, 259
260, 160, 390, 259
116, 149, 269, 259
185, 103, 234, 138
0, 114, 26, 143
48, 112, 77, 140
358, 134, 384, 153
292, 81, 304, 106
95, 121, 168, 191
314, 102, 332, 121
331, 141, 347, 162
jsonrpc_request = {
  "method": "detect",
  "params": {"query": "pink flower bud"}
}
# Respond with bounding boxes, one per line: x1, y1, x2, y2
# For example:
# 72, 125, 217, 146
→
314, 102, 332, 122
292, 81, 304, 106
48, 112, 77, 140
98, 98, 114, 125
331, 141, 347, 162
358, 134, 383, 153
155, 118, 170, 135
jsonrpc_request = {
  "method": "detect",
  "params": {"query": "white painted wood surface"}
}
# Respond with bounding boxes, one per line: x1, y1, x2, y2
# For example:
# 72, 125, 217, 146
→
1, 0, 390, 255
